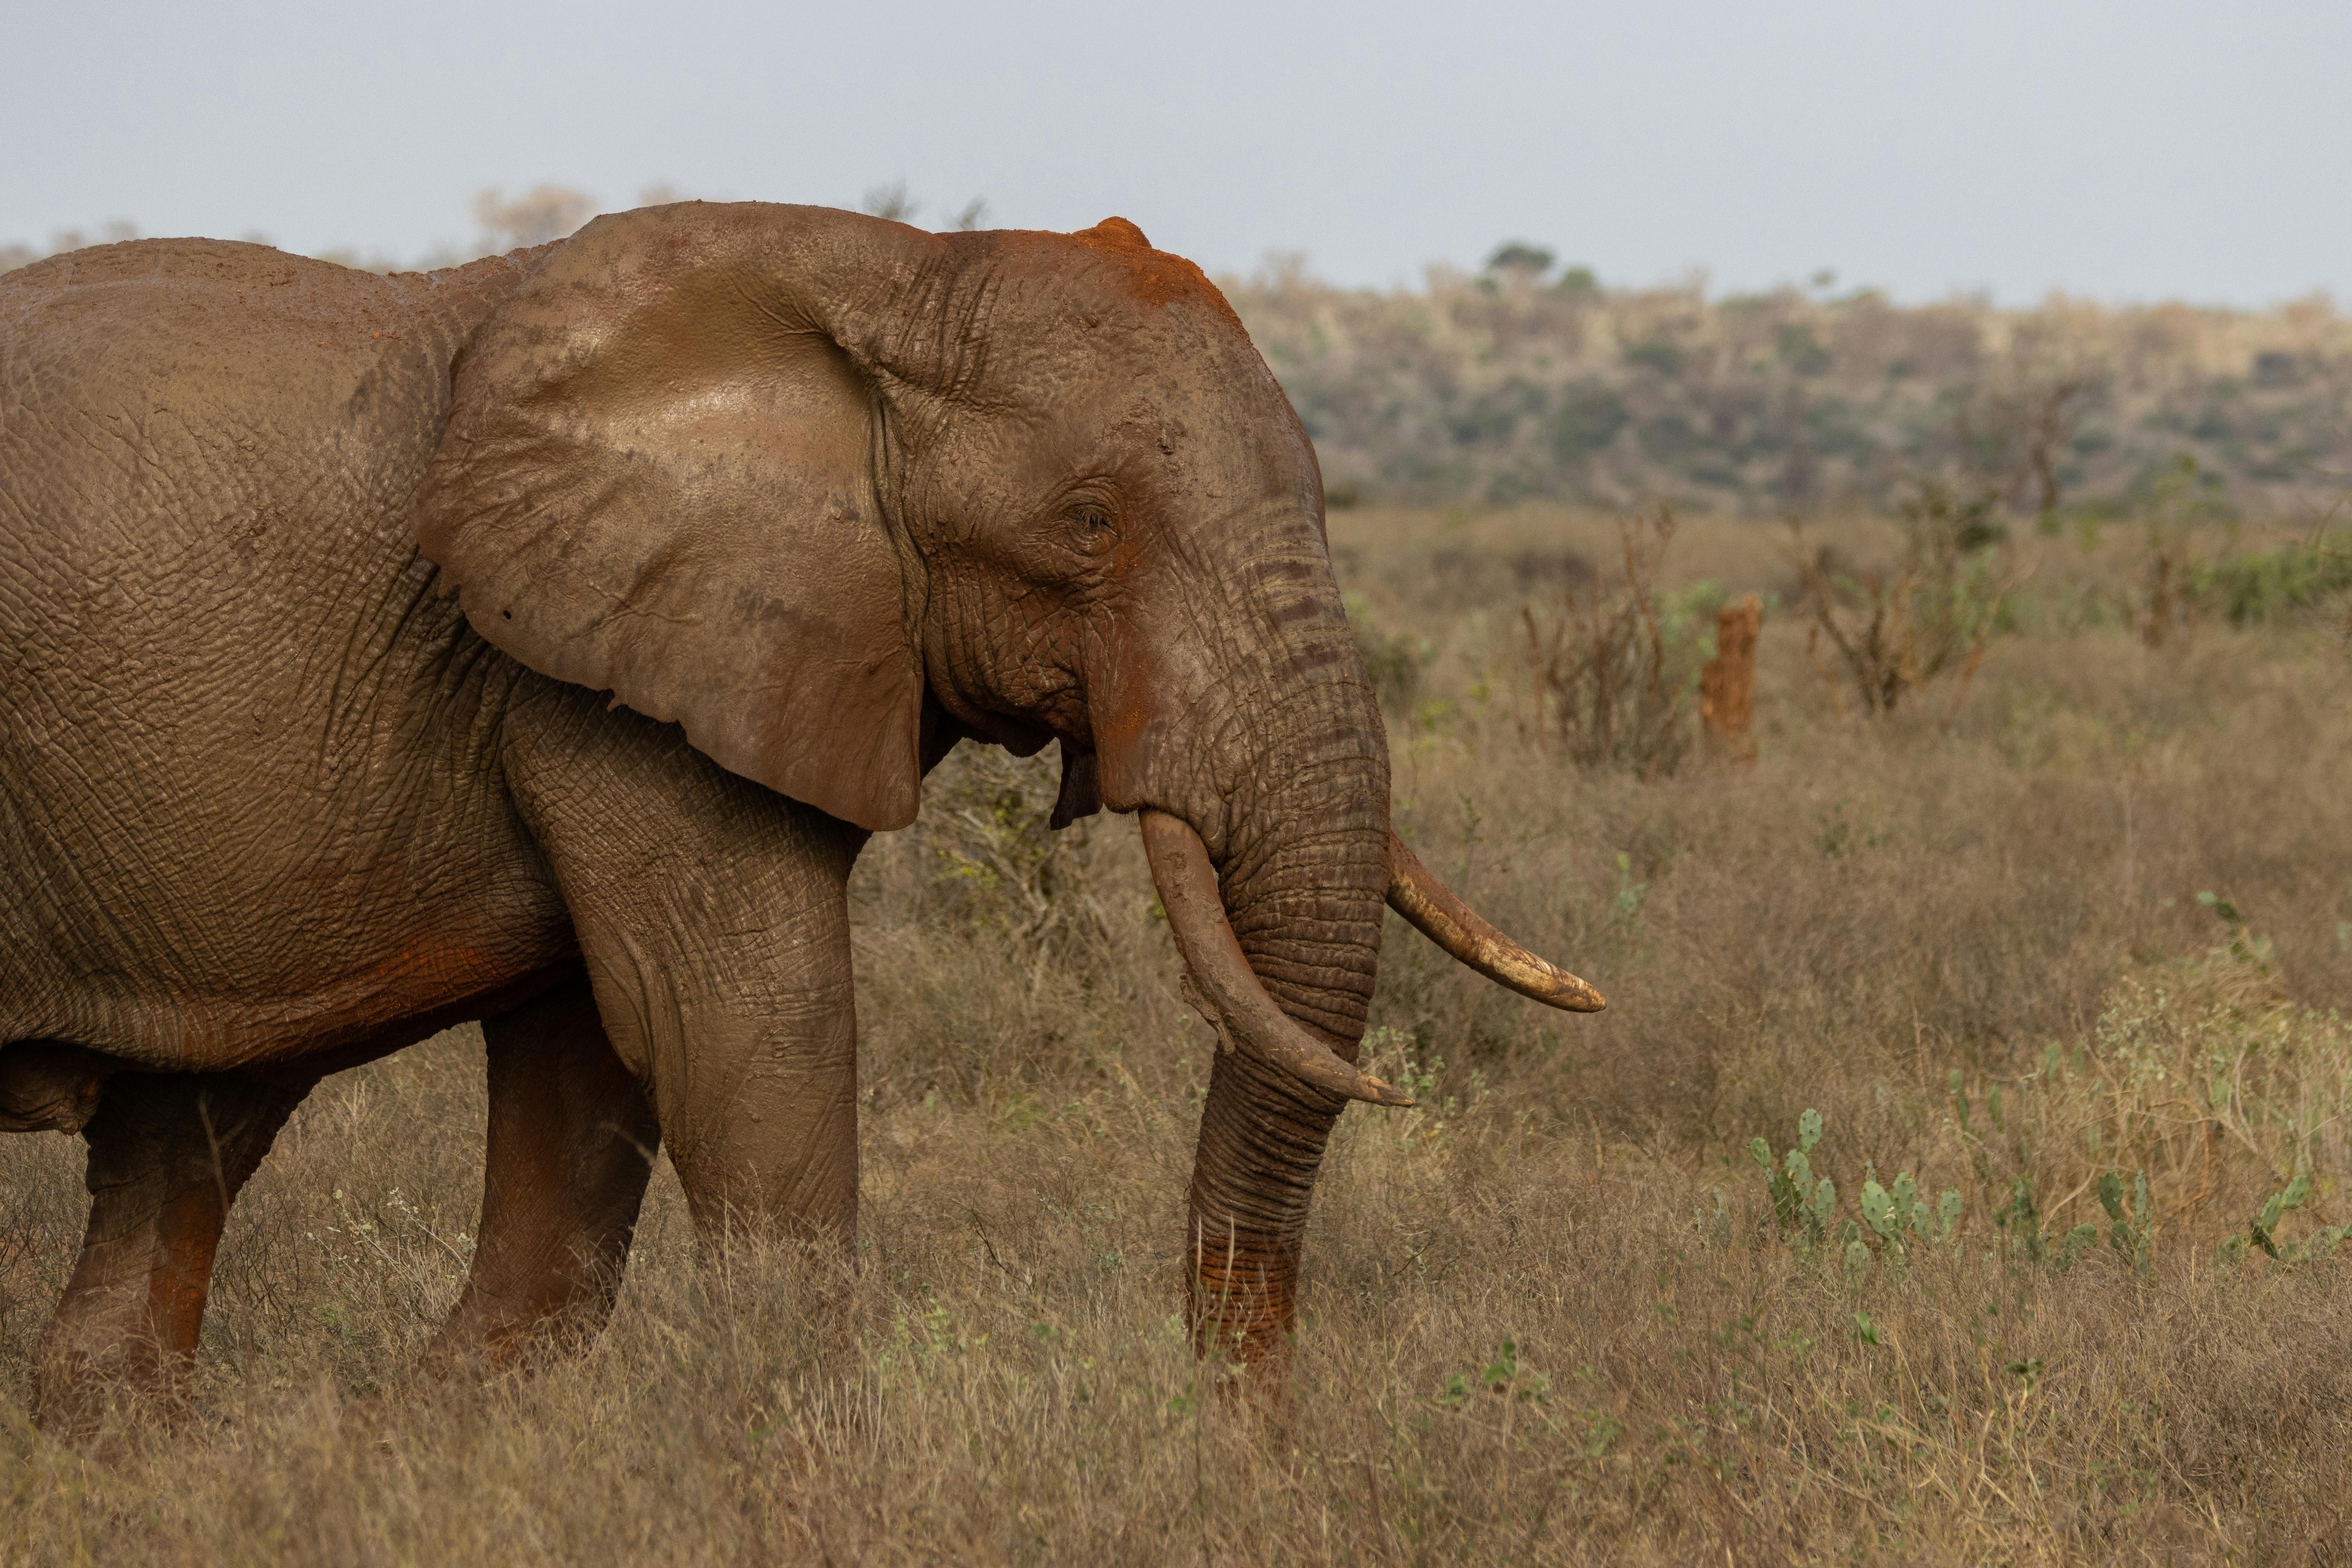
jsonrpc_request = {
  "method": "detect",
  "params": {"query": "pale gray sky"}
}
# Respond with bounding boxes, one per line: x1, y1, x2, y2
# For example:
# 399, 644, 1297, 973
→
7, 0, 2347, 305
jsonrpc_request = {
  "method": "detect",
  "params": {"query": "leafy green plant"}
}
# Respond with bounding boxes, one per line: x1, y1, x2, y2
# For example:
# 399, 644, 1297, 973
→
2187, 541, 2352, 626
2221, 1173, 2352, 1268
1751, 1108, 1837, 1248
1858, 1166, 1963, 1266
1437, 1337, 1552, 1408
1344, 593, 1439, 714
2060, 1170, 2152, 1275
2135, 454, 2229, 648
1355, 1027, 1488, 1134
2196, 889, 2275, 967
917, 745, 1107, 956
1609, 851, 1650, 926
1995, 1176, 2047, 1264
1749, 1109, 1960, 1277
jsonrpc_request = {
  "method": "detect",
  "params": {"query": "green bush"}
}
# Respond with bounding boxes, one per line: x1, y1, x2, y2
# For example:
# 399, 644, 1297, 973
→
1521, 508, 1718, 776
2187, 543, 2352, 625
914, 745, 1105, 955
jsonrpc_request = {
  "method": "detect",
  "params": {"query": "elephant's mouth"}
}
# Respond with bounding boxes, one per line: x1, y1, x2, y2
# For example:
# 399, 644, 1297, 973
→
1137, 811, 1603, 1108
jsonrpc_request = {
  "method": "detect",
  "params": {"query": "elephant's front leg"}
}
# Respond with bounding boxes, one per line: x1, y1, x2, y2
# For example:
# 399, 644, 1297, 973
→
580, 897, 862, 1248
504, 690, 868, 1253
642, 980, 862, 1246
589, 858, 864, 1243
424, 974, 659, 1372
35, 1070, 312, 1434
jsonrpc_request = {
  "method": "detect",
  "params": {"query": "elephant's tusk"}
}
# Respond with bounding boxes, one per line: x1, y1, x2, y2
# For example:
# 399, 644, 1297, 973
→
1138, 811, 1416, 1110
1386, 831, 1607, 1012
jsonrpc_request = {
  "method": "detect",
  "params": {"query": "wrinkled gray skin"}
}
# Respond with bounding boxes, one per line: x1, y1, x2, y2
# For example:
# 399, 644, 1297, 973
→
0, 204, 1392, 1426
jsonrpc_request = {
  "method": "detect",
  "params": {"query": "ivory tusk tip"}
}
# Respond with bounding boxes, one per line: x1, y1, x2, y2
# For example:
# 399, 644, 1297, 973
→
1509, 964, 1607, 1012
1551, 981, 1607, 1014
1385, 831, 1610, 1018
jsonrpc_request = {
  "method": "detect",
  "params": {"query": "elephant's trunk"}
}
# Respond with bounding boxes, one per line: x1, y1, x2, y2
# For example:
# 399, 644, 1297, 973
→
1124, 529, 1395, 1369
1143, 812, 1410, 1107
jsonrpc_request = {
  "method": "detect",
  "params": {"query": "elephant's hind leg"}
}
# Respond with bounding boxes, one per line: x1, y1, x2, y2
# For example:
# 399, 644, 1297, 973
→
34, 1070, 311, 1434
424, 976, 657, 1373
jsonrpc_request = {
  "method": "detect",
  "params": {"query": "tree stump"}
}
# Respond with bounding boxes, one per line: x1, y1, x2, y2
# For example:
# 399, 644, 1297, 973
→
1699, 594, 1762, 763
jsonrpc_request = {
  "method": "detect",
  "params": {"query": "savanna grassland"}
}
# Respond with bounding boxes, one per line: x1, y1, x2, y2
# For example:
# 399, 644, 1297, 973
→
6, 499, 2352, 1566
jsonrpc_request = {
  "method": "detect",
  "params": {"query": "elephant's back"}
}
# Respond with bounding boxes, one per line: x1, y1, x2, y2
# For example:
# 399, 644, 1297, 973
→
0, 239, 522, 772
1, 240, 539, 563
0, 241, 574, 1069
0, 240, 540, 603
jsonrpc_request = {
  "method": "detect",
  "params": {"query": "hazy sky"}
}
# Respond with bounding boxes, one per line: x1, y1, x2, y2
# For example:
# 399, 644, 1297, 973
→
7, 0, 2347, 306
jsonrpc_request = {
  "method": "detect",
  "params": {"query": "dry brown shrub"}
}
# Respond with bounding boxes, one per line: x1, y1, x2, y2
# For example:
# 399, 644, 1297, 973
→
1519, 506, 1708, 777
1790, 483, 2021, 717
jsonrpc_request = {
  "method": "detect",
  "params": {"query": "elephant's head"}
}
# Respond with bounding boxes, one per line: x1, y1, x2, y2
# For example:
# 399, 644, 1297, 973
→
414, 201, 1599, 1360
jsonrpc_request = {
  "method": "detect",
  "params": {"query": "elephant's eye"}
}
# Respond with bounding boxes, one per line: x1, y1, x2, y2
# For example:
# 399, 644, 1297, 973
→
1067, 503, 1118, 556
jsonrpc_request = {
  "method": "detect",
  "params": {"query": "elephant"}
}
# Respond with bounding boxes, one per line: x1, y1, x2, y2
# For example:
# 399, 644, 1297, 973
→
0, 202, 1601, 1429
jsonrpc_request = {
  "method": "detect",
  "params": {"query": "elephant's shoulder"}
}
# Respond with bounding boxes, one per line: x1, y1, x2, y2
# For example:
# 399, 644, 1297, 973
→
0, 243, 478, 587
0, 241, 550, 434
7, 237, 318, 290
13, 241, 542, 381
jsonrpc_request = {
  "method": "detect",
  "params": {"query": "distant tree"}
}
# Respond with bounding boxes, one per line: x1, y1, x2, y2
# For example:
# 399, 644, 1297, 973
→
1551, 382, 1630, 464
1485, 241, 1555, 277
473, 186, 597, 250
1955, 366, 2100, 519
949, 197, 990, 232
1775, 323, 1833, 377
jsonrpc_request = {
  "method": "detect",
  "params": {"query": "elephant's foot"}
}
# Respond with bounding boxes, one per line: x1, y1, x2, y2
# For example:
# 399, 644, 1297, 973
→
34, 1070, 310, 1436
423, 977, 656, 1375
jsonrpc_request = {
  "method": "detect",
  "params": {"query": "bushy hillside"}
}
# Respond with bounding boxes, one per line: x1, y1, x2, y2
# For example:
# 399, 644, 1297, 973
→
1225, 254, 2352, 519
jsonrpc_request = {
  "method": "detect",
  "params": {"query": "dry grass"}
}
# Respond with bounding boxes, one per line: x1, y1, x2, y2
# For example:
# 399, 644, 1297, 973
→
6, 506, 2352, 1564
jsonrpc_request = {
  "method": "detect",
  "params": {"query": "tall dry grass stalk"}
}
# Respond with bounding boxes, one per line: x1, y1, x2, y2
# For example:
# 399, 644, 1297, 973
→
1698, 593, 1762, 763
4, 505, 2351, 1564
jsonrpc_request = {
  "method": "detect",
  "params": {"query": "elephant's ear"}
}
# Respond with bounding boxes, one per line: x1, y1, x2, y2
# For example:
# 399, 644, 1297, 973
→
414, 203, 929, 831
